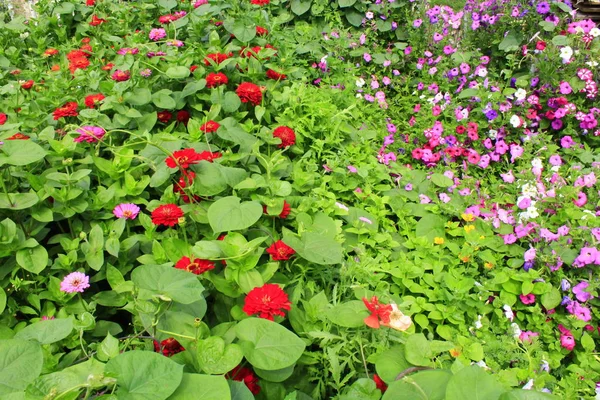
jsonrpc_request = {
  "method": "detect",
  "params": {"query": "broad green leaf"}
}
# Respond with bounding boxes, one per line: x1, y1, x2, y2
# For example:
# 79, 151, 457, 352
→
221, 92, 241, 113
152, 91, 176, 109
169, 373, 231, 400
208, 196, 263, 233
404, 334, 432, 367
106, 351, 183, 400
415, 214, 446, 241
255, 364, 295, 382
236, 318, 305, 370
15, 318, 73, 344
338, 0, 356, 6
0, 193, 39, 210
551, 35, 568, 46
228, 381, 254, 400
197, 336, 243, 374
326, 301, 369, 328
166, 66, 190, 80
27, 358, 108, 397
132, 265, 205, 304
0, 339, 43, 395
97, 333, 120, 361
430, 174, 453, 188
137, 112, 157, 132
16, 245, 48, 274
383, 370, 452, 400
0, 287, 6, 314
216, 118, 258, 151
125, 88, 152, 106
341, 378, 380, 400
541, 287, 561, 310
291, 0, 312, 14
0, 140, 46, 166
375, 346, 411, 384
445, 366, 506, 400
498, 390, 560, 400
193, 162, 228, 196
283, 232, 342, 265
499, 33, 520, 52
181, 80, 206, 98
223, 20, 256, 43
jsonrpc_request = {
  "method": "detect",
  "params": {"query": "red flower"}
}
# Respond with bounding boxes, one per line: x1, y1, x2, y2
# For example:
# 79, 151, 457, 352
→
157, 110, 172, 123
80, 44, 93, 54
373, 375, 388, 393
240, 46, 262, 58
53, 102, 78, 120
153, 338, 185, 357
536, 41, 546, 51
362, 296, 392, 329
272, 126, 296, 148
226, 366, 261, 395
190, 65, 198, 73
266, 69, 286, 80
236, 82, 262, 106
173, 171, 200, 203
89, 15, 107, 26
263, 200, 291, 219
206, 72, 228, 88
166, 148, 204, 169
198, 151, 222, 162
43, 48, 59, 57
151, 204, 184, 227
20, 80, 34, 90
84, 93, 105, 108
175, 256, 215, 275
67, 50, 89, 60
86, 0, 96, 6
200, 120, 220, 133
0, 113, 6, 125
69, 57, 90, 74
177, 110, 191, 125
203, 52, 232, 66
111, 70, 130, 82
256, 26, 268, 36
7, 133, 30, 140
250, 0, 270, 5
242, 283, 291, 321
266, 240, 295, 261
101, 63, 114, 71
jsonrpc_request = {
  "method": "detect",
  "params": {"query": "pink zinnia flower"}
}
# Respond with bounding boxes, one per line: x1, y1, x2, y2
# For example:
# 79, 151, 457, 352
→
74, 126, 106, 143
113, 203, 141, 220
60, 272, 90, 293
149, 28, 166, 41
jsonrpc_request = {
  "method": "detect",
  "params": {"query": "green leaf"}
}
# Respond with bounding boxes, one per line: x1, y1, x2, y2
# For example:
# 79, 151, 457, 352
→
125, 88, 152, 106
0, 339, 43, 395
457, 88, 478, 99
197, 336, 244, 375
326, 301, 369, 328
236, 318, 306, 370
137, 112, 157, 132
541, 287, 561, 310
152, 91, 176, 109
166, 66, 191, 80
0, 140, 46, 166
254, 364, 295, 382
383, 370, 452, 400
207, 196, 263, 233
291, 0, 312, 14
169, 373, 231, 400
498, 390, 560, 400
229, 381, 254, 400
430, 174, 453, 188
15, 318, 73, 344
404, 334, 432, 367
551, 35, 568, 46
132, 265, 205, 304
415, 214, 446, 241
581, 332, 595, 352
16, 245, 48, 274
375, 346, 411, 384
106, 351, 183, 400
97, 333, 120, 361
181, 80, 206, 98
338, 0, 356, 6
221, 92, 241, 113
499, 33, 520, 52
193, 162, 228, 196
283, 232, 342, 265
223, 20, 256, 43
0, 287, 6, 314
445, 366, 505, 400
27, 358, 107, 398
216, 118, 258, 151
0, 193, 39, 210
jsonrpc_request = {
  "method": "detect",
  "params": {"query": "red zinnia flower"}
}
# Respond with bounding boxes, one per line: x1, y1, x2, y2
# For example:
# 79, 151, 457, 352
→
236, 82, 262, 106
198, 151, 222, 162
67, 50, 89, 60
0, 113, 6, 125
86, 0, 96, 6
173, 171, 200, 203
242, 283, 291, 321
84, 93, 105, 108
190, 65, 198, 73
250, 0, 270, 5
226, 366, 261, 395
239, 46, 262, 58
20, 80, 34, 90
165, 148, 203, 169
362, 296, 392, 329
206, 72, 228, 88
7, 133, 30, 140
203, 52, 232, 66
153, 338, 185, 357
69, 57, 90, 74
157, 110, 172, 123
263, 200, 291, 219
151, 204, 184, 227
175, 256, 215, 275
101, 63, 114, 71
266, 69, 286, 81
177, 110, 191, 125
266, 240, 295, 261
256, 26, 268, 36
89, 15, 107, 26
200, 120, 220, 133
80, 44, 93, 54
373, 374, 388, 393
44, 48, 59, 57
272, 126, 296, 148
53, 102, 78, 120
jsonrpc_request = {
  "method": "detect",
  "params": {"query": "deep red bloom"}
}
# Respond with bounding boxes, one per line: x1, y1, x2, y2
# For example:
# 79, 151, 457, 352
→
53, 102, 78, 120
200, 120, 220, 133
266, 240, 295, 261
177, 110, 191, 125
242, 283, 291, 321
256, 26, 268, 36
236, 82, 262, 106
455, 125, 466, 134
362, 296, 392, 329
173, 171, 200, 203
373, 374, 388, 393
80, 44, 93, 54
151, 204, 184, 227
240, 46, 262, 58
166, 148, 203, 169
190, 65, 198, 73
7, 133, 30, 140
69, 57, 90, 74
198, 151, 222, 162
85, 93, 105, 108
153, 338, 185, 357
157, 111, 172, 124
536, 41, 546, 51
266, 69, 287, 80
175, 256, 215, 275
263, 200, 291, 219
0, 113, 6, 125
89, 15, 107, 26
206, 72, 228, 88
67, 50, 89, 60
20, 80, 34, 90
86, 0, 96, 6
226, 366, 261, 395
101, 63, 114, 71
203, 52, 232, 66
272, 126, 296, 148
250, 0, 270, 5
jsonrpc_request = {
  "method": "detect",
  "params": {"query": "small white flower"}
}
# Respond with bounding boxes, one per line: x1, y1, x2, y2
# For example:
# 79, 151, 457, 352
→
590, 28, 600, 38
503, 305, 514, 321
488, 129, 498, 139
335, 202, 349, 211
522, 379, 534, 390
531, 158, 543, 169
510, 115, 522, 128
514, 88, 527, 101
477, 67, 488, 77
587, 60, 599, 68
526, 205, 539, 219
511, 322, 522, 338
475, 360, 490, 370
474, 315, 483, 329
521, 183, 539, 198
355, 78, 365, 87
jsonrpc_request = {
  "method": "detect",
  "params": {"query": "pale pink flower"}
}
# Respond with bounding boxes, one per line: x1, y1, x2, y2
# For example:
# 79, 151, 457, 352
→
149, 28, 166, 41
60, 272, 90, 293
113, 203, 141, 220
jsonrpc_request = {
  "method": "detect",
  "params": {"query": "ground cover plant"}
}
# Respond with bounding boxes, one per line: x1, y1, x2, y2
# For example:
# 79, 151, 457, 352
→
0, 0, 599, 398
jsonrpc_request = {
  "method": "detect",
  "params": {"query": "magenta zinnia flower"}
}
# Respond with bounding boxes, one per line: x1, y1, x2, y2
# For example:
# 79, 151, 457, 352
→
149, 28, 166, 41
113, 203, 141, 220
74, 126, 106, 143
60, 272, 90, 293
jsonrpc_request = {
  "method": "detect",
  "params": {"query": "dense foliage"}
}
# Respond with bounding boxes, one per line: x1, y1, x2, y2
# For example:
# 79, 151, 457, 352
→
0, 0, 598, 398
